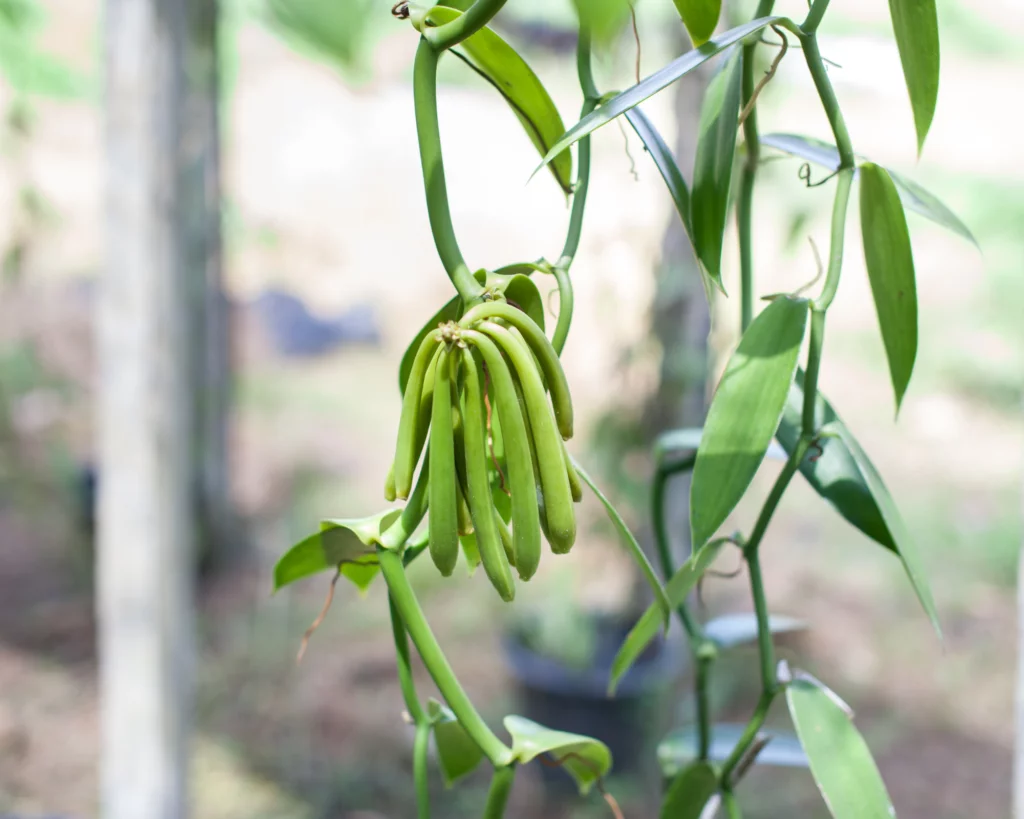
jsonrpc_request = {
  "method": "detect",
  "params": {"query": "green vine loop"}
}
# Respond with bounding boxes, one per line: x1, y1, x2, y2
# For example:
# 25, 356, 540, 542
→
379, 547, 515, 767
423, 0, 508, 52
801, 308, 827, 435
800, 0, 832, 35
413, 720, 432, 818
413, 38, 485, 303
549, 265, 574, 356
719, 689, 776, 782
797, 32, 854, 168
389, 595, 426, 724
482, 765, 516, 818
814, 168, 855, 311
379, 457, 430, 551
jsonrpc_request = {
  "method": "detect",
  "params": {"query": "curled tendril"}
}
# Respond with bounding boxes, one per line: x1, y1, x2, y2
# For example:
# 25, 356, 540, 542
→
798, 162, 841, 188
391, 1, 410, 19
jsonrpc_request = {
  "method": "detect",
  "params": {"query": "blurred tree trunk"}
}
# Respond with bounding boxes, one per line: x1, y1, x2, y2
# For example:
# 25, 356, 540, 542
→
99, 1, 194, 817
183, 0, 235, 569
639, 37, 710, 573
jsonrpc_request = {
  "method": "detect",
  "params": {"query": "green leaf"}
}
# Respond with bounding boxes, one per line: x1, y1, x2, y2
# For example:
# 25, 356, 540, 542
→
787, 679, 897, 819
428, 5, 572, 195
262, 0, 376, 74
572, 458, 672, 627
671, 0, 722, 47
704, 612, 806, 650
399, 296, 461, 395
609, 539, 727, 694
776, 374, 940, 636
760, 133, 976, 245
428, 699, 485, 786
571, 0, 632, 44
491, 273, 546, 332
537, 16, 785, 172
625, 106, 691, 236
691, 297, 808, 548
888, 0, 940, 154
656, 427, 787, 467
659, 761, 718, 819
776, 373, 895, 551
505, 715, 611, 794
658, 724, 808, 779
273, 510, 400, 591
859, 163, 918, 413
0, 26, 87, 98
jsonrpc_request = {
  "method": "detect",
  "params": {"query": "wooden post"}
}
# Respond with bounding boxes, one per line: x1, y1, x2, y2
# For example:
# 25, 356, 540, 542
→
98, 2, 194, 818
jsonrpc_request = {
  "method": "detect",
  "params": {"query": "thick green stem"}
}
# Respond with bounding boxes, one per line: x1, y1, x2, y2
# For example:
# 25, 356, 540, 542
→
747, 549, 775, 693
815, 168, 854, 310
390, 596, 426, 723
549, 265, 574, 356
744, 441, 808, 562
719, 690, 775, 781
723, 789, 744, 819
413, 721, 432, 819
413, 39, 484, 303
736, 0, 776, 332
695, 655, 713, 760
798, 34, 853, 168
482, 765, 516, 818
424, 0, 507, 51
379, 548, 514, 767
380, 458, 430, 551
801, 0, 831, 34
801, 309, 826, 435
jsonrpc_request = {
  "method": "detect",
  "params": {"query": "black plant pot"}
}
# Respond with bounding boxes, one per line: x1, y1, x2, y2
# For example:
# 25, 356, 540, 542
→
503, 613, 685, 793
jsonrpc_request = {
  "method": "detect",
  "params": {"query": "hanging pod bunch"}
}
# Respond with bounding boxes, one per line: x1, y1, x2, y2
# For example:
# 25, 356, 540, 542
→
387, 298, 580, 601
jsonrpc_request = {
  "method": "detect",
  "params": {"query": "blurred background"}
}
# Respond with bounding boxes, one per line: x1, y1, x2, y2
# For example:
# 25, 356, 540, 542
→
0, 0, 1020, 817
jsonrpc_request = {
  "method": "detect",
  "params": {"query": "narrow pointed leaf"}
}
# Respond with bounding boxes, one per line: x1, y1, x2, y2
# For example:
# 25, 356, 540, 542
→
843, 425, 941, 637
691, 48, 743, 287
761, 133, 976, 245
572, 458, 672, 626
273, 510, 400, 591
776, 373, 895, 551
609, 539, 727, 694
427, 5, 572, 195
262, 0, 375, 73
537, 16, 785, 171
428, 699, 485, 786
787, 680, 897, 819
658, 724, 808, 778
656, 428, 787, 467
859, 163, 918, 413
400, 296, 460, 395
660, 761, 718, 819
671, 0, 722, 47
888, 0, 940, 154
777, 375, 940, 636
704, 612, 806, 649
624, 106, 691, 235
505, 715, 611, 794
691, 297, 809, 548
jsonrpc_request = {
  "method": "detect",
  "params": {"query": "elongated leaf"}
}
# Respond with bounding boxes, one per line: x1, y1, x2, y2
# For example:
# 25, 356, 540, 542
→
776, 374, 940, 635
609, 539, 727, 694
776, 373, 895, 551
888, 0, 939, 154
273, 510, 400, 591
691, 48, 743, 287
656, 428, 787, 467
843, 423, 941, 636
428, 6, 572, 195
505, 715, 611, 794
660, 761, 718, 819
704, 612, 806, 649
691, 297, 808, 548
761, 133, 976, 245
572, 458, 672, 626
491, 273, 545, 331
537, 17, 784, 172
860, 163, 918, 413
0, 27, 87, 98
428, 699, 485, 786
625, 106, 691, 235
672, 0, 722, 47
658, 724, 808, 779
263, 0, 375, 73
399, 296, 460, 395
787, 680, 896, 819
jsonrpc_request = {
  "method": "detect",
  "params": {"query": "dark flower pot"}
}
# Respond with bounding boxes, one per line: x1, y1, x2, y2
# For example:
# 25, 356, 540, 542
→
503, 613, 685, 793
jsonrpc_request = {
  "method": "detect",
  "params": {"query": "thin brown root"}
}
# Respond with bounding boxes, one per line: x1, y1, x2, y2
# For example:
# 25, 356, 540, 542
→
602, 789, 626, 819
738, 26, 788, 128
539, 752, 625, 818
794, 236, 825, 296
616, 118, 639, 182
297, 568, 342, 664
629, 2, 641, 85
